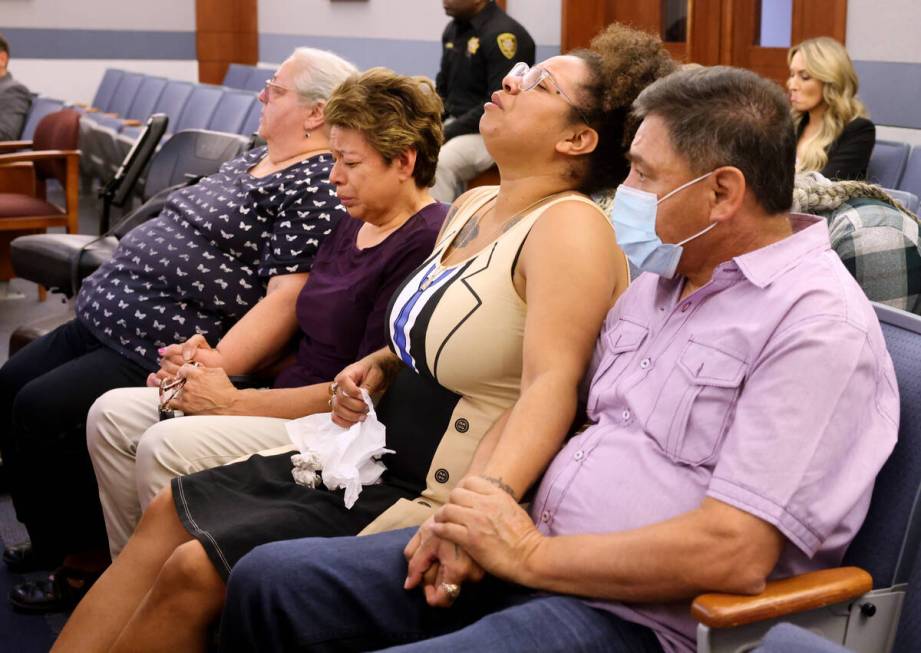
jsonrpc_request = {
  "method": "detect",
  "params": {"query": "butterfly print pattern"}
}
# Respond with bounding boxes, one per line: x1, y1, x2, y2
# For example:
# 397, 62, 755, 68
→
76, 148, 346, 368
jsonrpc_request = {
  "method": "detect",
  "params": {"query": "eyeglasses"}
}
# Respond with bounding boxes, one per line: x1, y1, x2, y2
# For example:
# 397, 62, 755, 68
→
507, 61, 592, 125
262, 79, 294, 101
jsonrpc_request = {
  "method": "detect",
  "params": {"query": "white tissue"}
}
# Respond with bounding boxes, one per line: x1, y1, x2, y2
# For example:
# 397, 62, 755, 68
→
286, 389, 393, 509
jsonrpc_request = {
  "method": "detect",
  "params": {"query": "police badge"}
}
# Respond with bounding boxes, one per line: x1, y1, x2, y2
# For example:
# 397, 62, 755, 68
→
497, 32, 517, 60
467, 36, 480, 55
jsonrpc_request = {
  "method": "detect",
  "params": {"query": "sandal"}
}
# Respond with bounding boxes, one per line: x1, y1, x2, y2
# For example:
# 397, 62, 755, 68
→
9, 565, 102, 614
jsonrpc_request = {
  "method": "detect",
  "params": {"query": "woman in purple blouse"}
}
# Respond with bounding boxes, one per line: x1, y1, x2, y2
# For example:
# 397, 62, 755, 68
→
78, 68, 447, 569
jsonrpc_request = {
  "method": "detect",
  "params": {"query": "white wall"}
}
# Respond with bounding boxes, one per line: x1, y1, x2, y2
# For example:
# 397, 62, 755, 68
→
846, 0, 921, 143
257, 0, 561, 76
2, 0, 196, 103
846, 0, 921, 63
1, 0, 194, 30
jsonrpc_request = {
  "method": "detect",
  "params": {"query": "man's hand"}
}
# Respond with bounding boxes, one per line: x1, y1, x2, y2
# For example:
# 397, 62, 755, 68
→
167, 363, 238, 416
430, 476, 544, 584
404, 518, 485, 608
148, 335, 224, 387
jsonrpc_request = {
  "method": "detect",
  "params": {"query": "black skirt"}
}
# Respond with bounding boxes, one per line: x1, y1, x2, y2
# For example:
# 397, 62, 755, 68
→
172, 368, 464, 580
172, 452, 414, 580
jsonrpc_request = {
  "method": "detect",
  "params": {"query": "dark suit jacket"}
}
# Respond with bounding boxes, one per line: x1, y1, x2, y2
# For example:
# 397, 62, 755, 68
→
0, 72, 32, 140
798, 116, 876, 181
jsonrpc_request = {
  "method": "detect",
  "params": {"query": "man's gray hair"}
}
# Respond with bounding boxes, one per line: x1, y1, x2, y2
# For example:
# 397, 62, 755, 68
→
288, 47, 358, 104
633, 65, 796, 215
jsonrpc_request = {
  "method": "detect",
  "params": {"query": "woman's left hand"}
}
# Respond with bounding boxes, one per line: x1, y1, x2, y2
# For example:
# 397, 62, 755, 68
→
168, 364, 239, 416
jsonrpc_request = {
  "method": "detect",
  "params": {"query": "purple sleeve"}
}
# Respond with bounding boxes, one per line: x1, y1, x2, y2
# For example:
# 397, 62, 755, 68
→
708, 317, 898, 556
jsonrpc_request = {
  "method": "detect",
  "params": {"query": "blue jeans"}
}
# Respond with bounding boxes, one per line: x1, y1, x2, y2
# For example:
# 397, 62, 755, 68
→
219, 528, 663, 653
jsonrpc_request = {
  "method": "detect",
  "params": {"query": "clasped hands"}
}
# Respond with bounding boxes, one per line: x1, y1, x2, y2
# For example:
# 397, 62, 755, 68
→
402, 476, 546, 608
147, 334, 238, 415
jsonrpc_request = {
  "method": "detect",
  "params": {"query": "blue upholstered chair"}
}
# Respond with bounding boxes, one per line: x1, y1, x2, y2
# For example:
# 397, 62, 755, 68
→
100, 71, 144, 121
84, 69, 125, 113
207, 90, 258, 134
868, 140, 911, 188
694, 303, 921, 652
240, 97, 262, 136
756, 533, 921, 652
243, 67, 274, 93
223, 64, 253, 89
882, 188, 920, 214
20, 97, 65, 141
897, 147, 921, 207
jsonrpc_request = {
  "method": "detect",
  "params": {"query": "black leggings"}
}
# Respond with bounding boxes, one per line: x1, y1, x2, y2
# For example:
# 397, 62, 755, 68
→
0, 319, 148, 560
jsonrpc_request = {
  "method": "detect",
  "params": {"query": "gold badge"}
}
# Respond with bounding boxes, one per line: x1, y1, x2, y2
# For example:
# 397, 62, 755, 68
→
467, 36, 480, 55
445, 41, 454, 49
497, 32, 517, 59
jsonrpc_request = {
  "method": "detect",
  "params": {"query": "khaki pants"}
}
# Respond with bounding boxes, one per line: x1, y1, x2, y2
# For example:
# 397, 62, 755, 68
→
86, 387, 293, 557
430, 131, 495, 204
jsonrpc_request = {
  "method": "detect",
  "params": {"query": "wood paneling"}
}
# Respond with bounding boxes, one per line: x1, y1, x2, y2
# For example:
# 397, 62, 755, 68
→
195, 0, 258, 85
561, 0, 607, 52
561, 0, 847, 84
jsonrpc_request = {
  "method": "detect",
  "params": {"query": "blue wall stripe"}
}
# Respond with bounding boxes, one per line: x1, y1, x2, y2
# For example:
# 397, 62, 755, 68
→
853, 60, 921, 130
260, 33, 560, 79
3, 27, 196, 60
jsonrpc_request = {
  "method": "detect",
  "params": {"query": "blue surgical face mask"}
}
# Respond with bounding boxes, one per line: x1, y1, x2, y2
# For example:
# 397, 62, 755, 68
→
610, 172, 716, 279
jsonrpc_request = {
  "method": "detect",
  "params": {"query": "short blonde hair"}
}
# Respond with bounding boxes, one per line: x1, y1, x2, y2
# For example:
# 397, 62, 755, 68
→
788, 37, 868, 173
324, 68, 444, 187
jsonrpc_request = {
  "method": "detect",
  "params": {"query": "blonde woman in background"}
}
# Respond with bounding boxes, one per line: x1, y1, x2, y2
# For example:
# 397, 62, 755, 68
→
788, 36, 875, 180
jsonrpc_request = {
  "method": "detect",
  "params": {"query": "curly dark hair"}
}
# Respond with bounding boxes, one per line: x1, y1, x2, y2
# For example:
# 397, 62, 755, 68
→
569, 23, 677, 195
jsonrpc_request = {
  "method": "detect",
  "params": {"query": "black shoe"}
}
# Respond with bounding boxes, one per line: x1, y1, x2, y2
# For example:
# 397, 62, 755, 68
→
9, 566, 100, 614
2, 542, 59, 574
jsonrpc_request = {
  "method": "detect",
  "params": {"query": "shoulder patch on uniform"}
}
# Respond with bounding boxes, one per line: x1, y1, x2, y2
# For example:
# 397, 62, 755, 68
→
497, 32, 517, 59
467, 36, 480, 55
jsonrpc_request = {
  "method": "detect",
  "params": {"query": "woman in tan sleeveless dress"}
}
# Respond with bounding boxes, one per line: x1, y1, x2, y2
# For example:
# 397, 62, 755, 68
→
54, 24, 675, 653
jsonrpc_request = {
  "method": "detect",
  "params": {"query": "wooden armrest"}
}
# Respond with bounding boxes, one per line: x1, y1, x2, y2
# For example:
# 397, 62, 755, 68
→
85, 107, 101, 113
102, 112, 119, 118
0, 150, 81, 165
120, 118, 142, 127
691, 567, 872, 629
0, 162, 36, 195
0, 140, 33, 152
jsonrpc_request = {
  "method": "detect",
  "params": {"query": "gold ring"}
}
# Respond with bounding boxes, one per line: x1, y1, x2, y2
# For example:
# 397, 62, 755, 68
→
440, 582, 460, 600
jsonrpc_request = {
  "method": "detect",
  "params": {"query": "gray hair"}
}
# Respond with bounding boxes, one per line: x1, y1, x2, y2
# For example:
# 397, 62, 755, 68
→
792, 171, 917, 220
287, 47, 358, 104
633, 66, 796, 215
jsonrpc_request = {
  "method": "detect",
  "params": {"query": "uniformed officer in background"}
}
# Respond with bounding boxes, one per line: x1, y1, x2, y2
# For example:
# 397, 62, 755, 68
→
432, 0, 535, 202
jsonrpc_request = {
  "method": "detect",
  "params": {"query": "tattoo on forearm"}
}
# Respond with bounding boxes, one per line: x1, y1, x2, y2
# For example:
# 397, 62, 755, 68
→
480, 475, 516, 498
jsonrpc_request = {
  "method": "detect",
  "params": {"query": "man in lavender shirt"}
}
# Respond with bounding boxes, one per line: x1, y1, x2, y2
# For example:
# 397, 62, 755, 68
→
216, 67, 899, 653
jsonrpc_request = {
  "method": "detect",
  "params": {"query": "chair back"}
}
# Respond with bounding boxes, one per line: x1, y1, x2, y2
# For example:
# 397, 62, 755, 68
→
20, 96, 65, 141
892, 539, 921, 651
868, 140, 911, 188
843, 304, 921, 587
142, 128, 249, 199
240, 97, 262, 136
124, 76, 167, 121
31, 109, 81, 185
244, 67, 274, 93
882, 188, 920, 214
91, 69, 125, 112
106, 72, 144, 118
207, 90, 257, 134
223, 64, 252, 89
172, 85, 225, 133
898, 146, 921, 204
